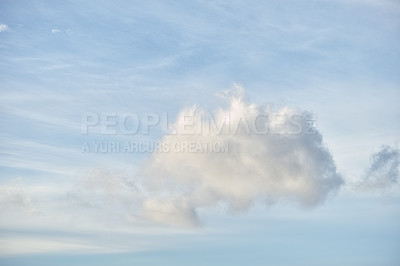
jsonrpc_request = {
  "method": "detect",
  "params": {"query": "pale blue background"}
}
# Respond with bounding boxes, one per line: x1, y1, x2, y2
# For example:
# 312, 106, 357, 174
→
1, 0, 399, 265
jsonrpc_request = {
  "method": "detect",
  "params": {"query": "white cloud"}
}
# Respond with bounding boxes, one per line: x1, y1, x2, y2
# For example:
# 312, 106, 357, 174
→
140, 85, 343, 226
51, 29, 61, 33
2, 86, 398, 232
0, 24, 9, 32
0, 87, 343, 229
0, 179, 31, 210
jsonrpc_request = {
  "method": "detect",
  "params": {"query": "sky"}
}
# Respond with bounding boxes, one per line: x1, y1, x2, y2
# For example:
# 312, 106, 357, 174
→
1, 0, 400, 265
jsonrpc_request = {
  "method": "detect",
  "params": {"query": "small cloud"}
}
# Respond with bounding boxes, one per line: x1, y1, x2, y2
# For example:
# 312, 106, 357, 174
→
358, 145, 400, 190
51, 29, 61, 33
0, 178, 31, 210
0, 24, 9, 32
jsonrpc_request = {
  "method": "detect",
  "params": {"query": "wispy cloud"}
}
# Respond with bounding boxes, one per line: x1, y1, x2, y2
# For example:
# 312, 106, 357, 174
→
357, 145, 400, 190
0, 24, 9, 32
0, 236, 116, 256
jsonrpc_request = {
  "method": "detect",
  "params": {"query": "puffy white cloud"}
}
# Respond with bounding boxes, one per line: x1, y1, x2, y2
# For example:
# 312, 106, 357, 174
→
4, 88, 399, 230
0, 87, 348, 228
358, 145, 400, 190
0, 24, 9, 32
140, 86, 343, 226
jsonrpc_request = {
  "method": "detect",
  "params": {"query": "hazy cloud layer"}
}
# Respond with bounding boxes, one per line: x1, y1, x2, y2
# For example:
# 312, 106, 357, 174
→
2, 88, 398, 229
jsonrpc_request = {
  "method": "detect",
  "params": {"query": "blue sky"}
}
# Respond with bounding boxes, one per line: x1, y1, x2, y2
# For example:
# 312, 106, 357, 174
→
1, 0, 400, 265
